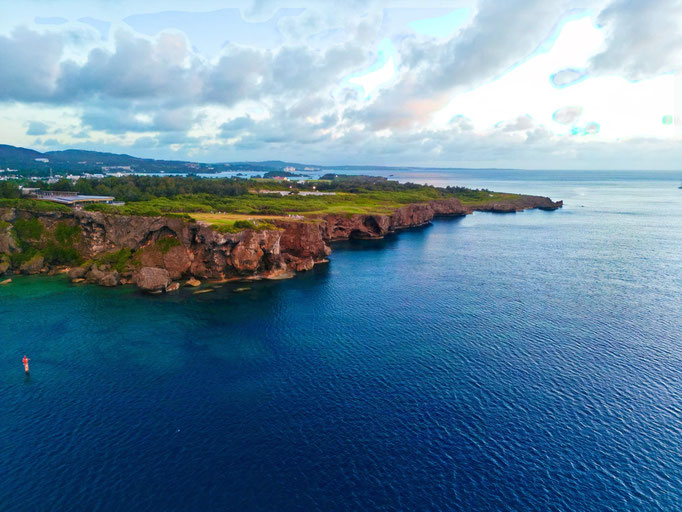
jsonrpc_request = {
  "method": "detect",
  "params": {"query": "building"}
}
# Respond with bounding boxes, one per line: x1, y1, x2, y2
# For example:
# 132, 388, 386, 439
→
22, 188, 119, 206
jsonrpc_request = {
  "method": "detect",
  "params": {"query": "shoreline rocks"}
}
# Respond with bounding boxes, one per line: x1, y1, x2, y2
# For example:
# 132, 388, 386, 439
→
0, 195, 562, 292
134, 267, 171, 293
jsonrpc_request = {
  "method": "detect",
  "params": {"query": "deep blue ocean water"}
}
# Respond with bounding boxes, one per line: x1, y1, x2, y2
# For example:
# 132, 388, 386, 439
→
1, 169, 681, 511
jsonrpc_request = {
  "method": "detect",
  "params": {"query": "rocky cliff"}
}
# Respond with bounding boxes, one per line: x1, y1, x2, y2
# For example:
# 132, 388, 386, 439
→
0, 194, 561, 291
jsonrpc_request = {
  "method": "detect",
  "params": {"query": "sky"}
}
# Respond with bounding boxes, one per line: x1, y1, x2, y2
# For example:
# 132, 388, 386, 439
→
0, 0, 681, 169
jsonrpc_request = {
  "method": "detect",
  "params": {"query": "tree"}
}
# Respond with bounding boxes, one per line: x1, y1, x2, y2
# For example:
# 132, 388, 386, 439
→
0, 181, 20, 198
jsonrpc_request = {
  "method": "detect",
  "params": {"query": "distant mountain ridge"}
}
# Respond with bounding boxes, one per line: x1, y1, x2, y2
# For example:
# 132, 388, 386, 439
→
0, 144, 329, 176
0, 143, 512, 176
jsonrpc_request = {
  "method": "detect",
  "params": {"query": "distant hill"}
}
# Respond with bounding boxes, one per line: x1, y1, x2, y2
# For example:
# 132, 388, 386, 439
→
0, 143, 507, 178
0, 145, 237, 176
0, 144, 330, 177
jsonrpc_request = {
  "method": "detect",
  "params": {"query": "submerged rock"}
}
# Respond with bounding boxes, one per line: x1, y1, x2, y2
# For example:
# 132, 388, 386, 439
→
185, 277, 201, 287
134, 267, 171, 292
0, 278, 11, 285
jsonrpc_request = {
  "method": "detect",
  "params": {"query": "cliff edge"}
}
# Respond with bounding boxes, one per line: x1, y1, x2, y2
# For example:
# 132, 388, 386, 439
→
0, 194, 561, 291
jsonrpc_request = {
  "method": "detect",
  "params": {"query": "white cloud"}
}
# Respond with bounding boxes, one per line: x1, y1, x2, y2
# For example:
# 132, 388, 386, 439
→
0, 0, 680, 169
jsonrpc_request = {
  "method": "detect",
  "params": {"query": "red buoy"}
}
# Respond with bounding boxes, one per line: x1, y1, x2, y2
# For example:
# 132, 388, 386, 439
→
22, 355, 29, 374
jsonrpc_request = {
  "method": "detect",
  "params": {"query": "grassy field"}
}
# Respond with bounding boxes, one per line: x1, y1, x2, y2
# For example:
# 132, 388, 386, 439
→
456, 191, 519, 205
1, 175, 530, 223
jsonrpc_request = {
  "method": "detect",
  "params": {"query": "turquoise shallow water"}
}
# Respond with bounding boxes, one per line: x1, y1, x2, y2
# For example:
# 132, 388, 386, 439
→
1, 170, 681, 511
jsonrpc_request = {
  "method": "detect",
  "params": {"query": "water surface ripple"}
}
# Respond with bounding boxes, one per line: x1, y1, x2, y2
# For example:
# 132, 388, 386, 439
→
1, 170, 681, 511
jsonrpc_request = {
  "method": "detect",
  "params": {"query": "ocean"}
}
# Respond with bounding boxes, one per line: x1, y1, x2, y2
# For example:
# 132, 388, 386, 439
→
1, 169, 681, 511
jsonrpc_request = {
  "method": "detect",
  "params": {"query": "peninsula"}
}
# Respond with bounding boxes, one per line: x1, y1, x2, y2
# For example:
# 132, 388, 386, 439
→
0, 174, 562, 292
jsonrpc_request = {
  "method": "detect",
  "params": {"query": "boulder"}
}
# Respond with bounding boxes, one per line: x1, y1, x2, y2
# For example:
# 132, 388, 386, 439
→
99, 272, 119, 287
185, 277, 201, 287
67, 266, 88, 280
163, 245, 192, 279
85, 266, 119, 287
0, 278, 11, 285
293, 257, 315, 272
166, 282, 180, 292
20, 255, 44, 275
134, 267, 171, 292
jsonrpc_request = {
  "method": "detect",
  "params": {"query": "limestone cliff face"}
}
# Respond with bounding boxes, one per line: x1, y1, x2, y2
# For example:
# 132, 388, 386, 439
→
0, 194, 562, 288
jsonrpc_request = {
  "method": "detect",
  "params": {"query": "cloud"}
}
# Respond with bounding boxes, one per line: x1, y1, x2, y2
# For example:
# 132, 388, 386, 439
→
1, 1, 681, 170
26, 121, 49, 136
354, 0, 574, 130
553, 106, 583, 124
550, 68, 587, 87
78, 17, 111, 41
58, 31, 198, 101
500, 115, 537, 132
590, 0, 682, 79
0, 28, 64, 102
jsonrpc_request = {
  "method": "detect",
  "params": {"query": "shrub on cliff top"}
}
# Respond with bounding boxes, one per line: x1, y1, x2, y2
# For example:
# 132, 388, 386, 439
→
214, 220, 277, 233
0, 198, 71, 213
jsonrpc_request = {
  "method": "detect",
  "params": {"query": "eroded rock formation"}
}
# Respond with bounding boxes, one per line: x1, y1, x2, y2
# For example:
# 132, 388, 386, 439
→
0, 194, 562, 291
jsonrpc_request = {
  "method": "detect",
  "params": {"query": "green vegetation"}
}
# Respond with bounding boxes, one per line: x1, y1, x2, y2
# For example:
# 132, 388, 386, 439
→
43, 222, 83, 265
54, 222, 81, 245
442, 186, 510, 205
213, 219, 278, 233
4, 218, 82, 267
9, 247, 39, 267
0, 181, 20, 199
156, 237, 181, 254
13, 217, 44, 241
94, 248, 134, 273
42, 243, 81, 266
5, 174, 529, 234
0, 198, 71, 213
84, 202, 194, 221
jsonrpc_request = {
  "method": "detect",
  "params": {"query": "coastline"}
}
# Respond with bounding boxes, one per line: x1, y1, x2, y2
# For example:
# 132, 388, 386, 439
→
0, 194, 562, 292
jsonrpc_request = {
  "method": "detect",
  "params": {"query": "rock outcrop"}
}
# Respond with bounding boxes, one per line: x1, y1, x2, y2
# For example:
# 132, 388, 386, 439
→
134, 267, 171, 292
20, 255, 44, 275
0, 255, 9, 275
0, 194, 562, 291
85, 266, 119, 287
